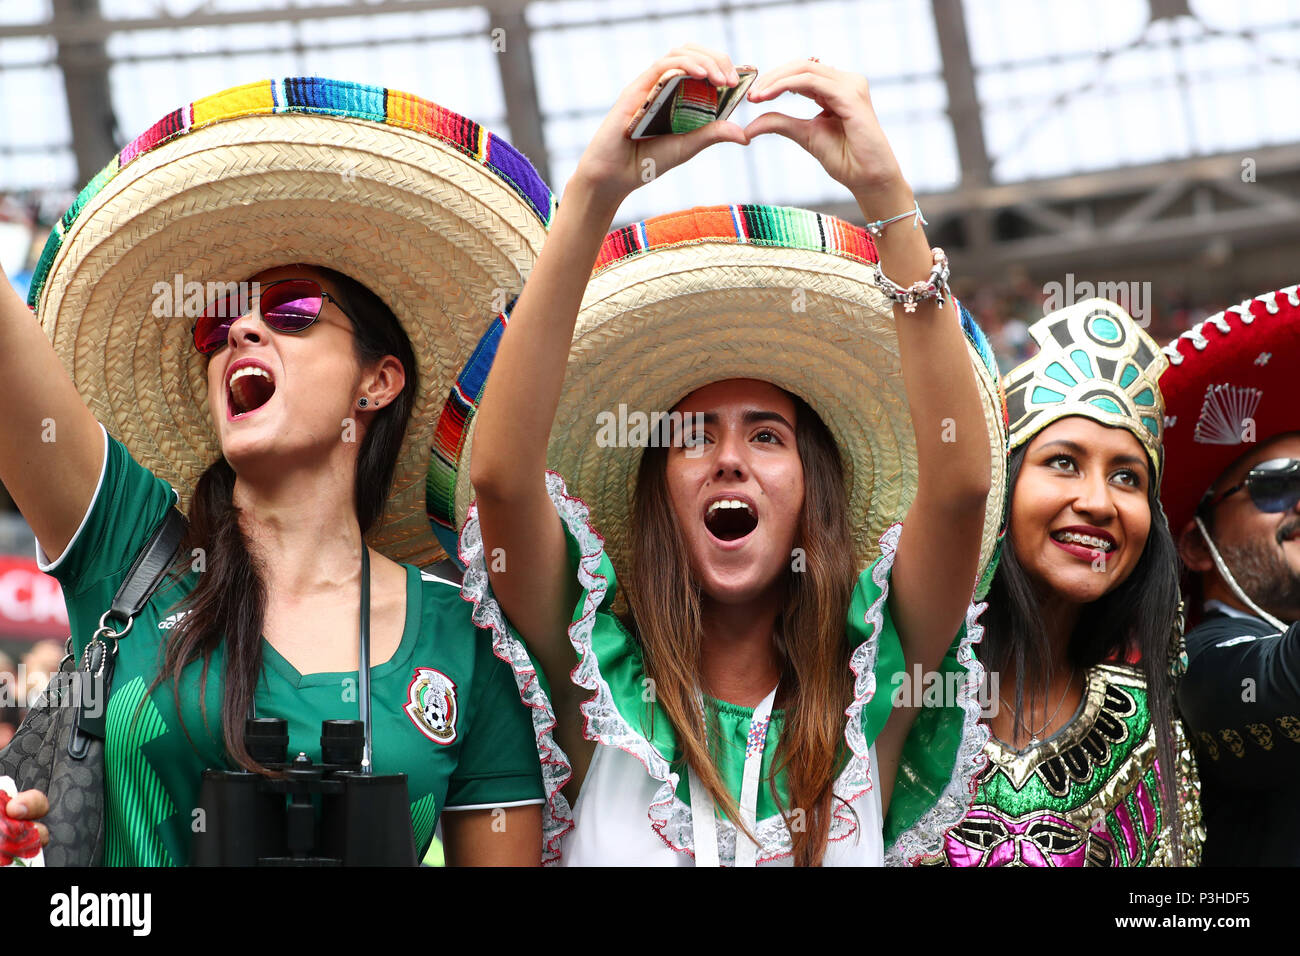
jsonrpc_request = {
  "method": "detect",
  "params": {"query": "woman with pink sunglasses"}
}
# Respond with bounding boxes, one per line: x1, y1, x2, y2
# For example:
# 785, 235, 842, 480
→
0, 78, 553, 867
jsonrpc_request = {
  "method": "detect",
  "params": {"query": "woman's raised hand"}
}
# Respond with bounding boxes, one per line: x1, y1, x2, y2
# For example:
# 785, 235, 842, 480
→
472, 48, 746, 790
745, 60, 907, 215
573, 44, 750, 209
747, 69, 995, 804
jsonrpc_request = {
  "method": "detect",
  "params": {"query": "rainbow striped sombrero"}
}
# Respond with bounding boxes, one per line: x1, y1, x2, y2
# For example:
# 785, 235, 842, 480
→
431, 204, 1008, 584
30, 77, 554, 567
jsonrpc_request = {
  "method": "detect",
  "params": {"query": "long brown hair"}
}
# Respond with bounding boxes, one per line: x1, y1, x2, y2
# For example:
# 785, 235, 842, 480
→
150, 266, 417, 771
625, 392, 856, 866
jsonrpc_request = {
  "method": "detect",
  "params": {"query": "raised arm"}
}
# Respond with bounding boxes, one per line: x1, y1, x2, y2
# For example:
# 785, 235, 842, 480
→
746, 64, 991, 800
0, 271, 105, 564
470, 48, 747, 751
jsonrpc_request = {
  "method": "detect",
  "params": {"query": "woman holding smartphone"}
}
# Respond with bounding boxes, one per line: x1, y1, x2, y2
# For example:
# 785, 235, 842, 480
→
453, 46, 1008, 865
1, 78, 552, 866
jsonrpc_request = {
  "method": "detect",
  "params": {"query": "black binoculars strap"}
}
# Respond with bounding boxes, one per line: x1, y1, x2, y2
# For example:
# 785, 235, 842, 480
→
359, 542, 373, 773
245, 538, 376, 773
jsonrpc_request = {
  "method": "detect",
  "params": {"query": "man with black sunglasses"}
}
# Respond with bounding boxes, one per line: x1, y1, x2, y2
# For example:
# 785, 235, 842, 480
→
1188, 451, 1300, 627
1160, 285, 1300, 866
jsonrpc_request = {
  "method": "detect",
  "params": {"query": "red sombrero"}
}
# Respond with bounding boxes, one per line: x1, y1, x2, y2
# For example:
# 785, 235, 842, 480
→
1159, 284, 1300, 535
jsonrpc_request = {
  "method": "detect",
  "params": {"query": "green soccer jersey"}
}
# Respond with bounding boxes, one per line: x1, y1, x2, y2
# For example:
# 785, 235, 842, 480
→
40, 428, 544, 866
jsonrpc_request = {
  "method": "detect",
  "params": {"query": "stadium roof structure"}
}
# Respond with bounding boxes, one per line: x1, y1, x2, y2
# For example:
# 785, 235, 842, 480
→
1, 0, 1298, 282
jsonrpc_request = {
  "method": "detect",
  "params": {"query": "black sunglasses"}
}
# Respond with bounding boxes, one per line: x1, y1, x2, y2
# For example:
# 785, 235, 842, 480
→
192, 278, 353, 355
1200, 458, 1300, 515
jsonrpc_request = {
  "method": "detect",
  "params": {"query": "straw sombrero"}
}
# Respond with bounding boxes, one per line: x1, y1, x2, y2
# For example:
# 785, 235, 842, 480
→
29, 77, 555, 567
433, 204, 1008, 585
1159, 283, 1300, 535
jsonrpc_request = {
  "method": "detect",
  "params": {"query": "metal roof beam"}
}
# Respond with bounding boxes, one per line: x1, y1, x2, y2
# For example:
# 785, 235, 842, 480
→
812, 143, 1300, 279
0, 0, 530, 40
490, 6, 550, 184
931, 0, 992, 252
51, 0, 117, 186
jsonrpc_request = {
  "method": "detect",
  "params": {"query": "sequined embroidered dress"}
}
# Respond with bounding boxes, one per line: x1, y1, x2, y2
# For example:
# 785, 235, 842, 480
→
921, 662, 1203, 867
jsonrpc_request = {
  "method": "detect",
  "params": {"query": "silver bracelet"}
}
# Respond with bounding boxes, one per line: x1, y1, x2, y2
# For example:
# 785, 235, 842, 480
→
865, 199, 927, 238
872, 247, 951, 314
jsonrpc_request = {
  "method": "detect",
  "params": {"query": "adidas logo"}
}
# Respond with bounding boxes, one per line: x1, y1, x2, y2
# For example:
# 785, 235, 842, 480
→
158, 611, 190, 630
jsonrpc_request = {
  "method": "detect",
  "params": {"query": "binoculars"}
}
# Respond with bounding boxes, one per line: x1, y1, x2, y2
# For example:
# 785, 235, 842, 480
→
192, 717, 417, 866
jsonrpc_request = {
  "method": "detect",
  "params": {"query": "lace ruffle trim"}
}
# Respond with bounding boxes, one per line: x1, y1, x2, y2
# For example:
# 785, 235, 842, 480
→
861, 525, 992, 865
461, 478, 985, 865
459, 474, 579, 865
464, 473, 878, 863
551, 474, 890, 863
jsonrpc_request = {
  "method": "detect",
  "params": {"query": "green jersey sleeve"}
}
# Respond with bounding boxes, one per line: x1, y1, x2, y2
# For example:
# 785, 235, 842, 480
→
442, 633, 546, 810
39, 426, 179, 656
846, 522, 990, 865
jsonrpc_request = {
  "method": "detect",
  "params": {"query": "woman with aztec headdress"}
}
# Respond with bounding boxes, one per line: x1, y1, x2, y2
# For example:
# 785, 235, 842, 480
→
913, 299, 1204, 866
0, 78, 555, 866
439, 46, 1008, 865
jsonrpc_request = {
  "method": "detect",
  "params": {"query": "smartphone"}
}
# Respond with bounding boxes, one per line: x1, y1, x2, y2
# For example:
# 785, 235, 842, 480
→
626, 66, 758, 140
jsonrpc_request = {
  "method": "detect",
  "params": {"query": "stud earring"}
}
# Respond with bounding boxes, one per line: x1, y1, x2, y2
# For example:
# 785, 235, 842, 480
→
357, 397, 369, 408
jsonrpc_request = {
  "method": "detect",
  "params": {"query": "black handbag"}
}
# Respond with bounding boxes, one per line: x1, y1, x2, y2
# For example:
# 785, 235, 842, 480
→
0, 506, 187, 866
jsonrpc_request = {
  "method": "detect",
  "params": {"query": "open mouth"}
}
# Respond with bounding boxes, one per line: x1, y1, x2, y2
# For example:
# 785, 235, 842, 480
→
704, 497, 758, 542
1050, 527, 1116, 560
228, 363, 276, 417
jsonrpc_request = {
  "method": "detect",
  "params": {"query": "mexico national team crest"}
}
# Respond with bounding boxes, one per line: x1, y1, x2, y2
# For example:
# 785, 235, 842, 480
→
405, 668, 459, 745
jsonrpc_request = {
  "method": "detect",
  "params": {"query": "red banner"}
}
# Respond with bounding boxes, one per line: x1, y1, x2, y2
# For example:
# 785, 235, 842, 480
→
0, 557, 68, 640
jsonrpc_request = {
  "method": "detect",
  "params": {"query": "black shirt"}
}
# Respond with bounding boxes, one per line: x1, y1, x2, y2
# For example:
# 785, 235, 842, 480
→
1177, 606, 1300, 865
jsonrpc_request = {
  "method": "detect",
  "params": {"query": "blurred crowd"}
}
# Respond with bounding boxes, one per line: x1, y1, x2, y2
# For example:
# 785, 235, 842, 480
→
0, 640, 64, 748
955, 274, 1246, 375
